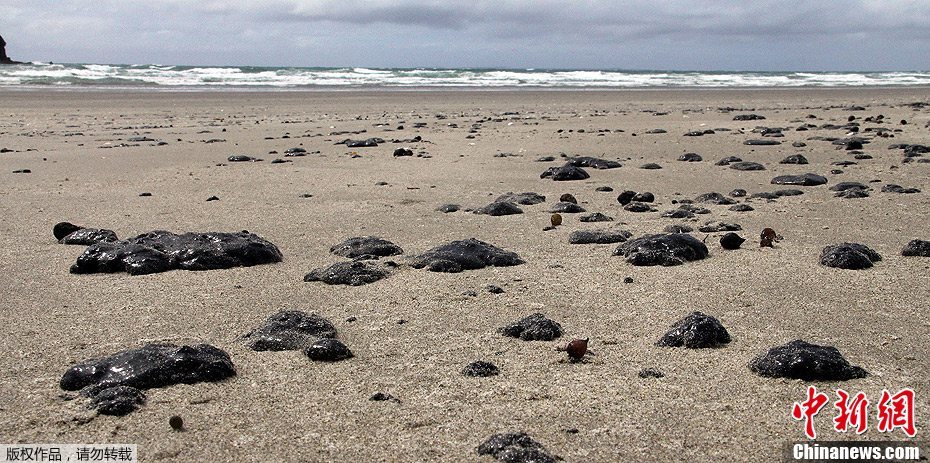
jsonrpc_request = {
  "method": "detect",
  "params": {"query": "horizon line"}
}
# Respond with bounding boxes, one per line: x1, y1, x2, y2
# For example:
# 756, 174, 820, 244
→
14, 62, 930, 74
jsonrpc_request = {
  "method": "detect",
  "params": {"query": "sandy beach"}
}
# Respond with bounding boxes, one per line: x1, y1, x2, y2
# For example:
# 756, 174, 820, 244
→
0, 88, 928, 462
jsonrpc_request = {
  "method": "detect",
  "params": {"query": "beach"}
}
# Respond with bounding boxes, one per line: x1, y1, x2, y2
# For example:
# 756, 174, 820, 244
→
0, 87, 928, 462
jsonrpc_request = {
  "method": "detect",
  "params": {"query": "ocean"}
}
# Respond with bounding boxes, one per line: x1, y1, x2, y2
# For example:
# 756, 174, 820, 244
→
1, 63, 929, 90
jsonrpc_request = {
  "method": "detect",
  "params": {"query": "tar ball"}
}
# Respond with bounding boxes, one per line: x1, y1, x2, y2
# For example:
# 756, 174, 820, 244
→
169, 415, 184, 431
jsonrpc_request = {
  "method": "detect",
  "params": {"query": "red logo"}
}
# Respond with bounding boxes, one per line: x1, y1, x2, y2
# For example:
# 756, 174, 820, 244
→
792, 387, 916, 439
877, 389, 916, 437
833, 389, 869, 434
792, 386, 829, 439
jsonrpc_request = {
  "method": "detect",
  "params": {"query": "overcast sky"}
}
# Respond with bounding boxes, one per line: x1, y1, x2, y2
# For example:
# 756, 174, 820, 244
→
2, 0, 929, 71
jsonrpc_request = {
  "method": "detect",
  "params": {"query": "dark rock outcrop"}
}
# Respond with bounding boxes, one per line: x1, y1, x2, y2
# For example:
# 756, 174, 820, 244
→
549, 201, 585, 213
678, 204, 710, 214
304, 260, 392, 285
476, 201, 523, 216
60, 228, 119, 246
330, 236, 403, 259
623, 202, 656, 213
462, 361, 500, 377
53, 222, 84, 241
70, 230, 283, 276
370, 392, 399, 402
540, 163, 590, 181
881, 184, 921, 194
656, 312, 731, 348
495, 192, 546, 205
410, 239, 523, 273
730, 161, 766, 171
820, 243, 881, 269
569, 156, 621, 169
638, 368, 665, 378
729, 204, 754, 212
60, 343, 235, 395
780, 154, 809, 165
337, 138, 383, 147
633, 192, 655, 202
678, 153, 702, 162
716, 156, 742, 166
499, 313, 563, 341
304, 338, 353, 362
698, 221, 742, 233
771, 173, 828, 186
568, 229, 632, 244
614, 233, 709, 266
616, 191, 636, 205
243, 310, 337, 351
694, 192, 736, 205
661, 209, 693, 219
284, 147, 306, 156
720, 233, 746, 249
579, 212, 614, 222
835, 188, 870, 199
744, 139, 781, 146
830, 182, 868, 192
0, 35, 23, 65
775, 189, 804, 197
90, 386, 146, 416
227, 155, 256, 162
901, 239, 930, 257
748, 340, 867, 381
477, 432, 556, 463
664, 224, 693, 233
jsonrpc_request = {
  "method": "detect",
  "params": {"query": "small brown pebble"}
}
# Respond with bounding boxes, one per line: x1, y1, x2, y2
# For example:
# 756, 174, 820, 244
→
559, 193, 577, 204
760, 227, 777, 248
550, 213, 563, 227
169, 415, 184, 431
565, 338, 588, 362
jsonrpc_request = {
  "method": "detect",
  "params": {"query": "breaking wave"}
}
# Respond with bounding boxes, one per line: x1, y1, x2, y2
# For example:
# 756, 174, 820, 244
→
1, 63, 929, 89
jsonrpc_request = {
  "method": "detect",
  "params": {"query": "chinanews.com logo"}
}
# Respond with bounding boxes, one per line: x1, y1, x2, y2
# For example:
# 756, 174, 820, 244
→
786, 386, 923, 461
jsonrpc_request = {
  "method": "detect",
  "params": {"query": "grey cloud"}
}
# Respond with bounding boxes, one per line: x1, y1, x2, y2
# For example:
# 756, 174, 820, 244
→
274, 4, 477, 28
257, 0, 930, 34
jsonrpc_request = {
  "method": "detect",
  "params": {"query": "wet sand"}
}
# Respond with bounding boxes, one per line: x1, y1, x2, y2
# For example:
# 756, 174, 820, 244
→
0, 88, 928, 462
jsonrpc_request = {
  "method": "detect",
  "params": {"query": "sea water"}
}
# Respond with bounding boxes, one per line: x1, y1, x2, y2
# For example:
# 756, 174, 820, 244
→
1, 63, 929, 89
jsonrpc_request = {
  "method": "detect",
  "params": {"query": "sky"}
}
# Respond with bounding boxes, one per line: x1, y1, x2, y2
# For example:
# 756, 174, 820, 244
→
2, 0, 930, 71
